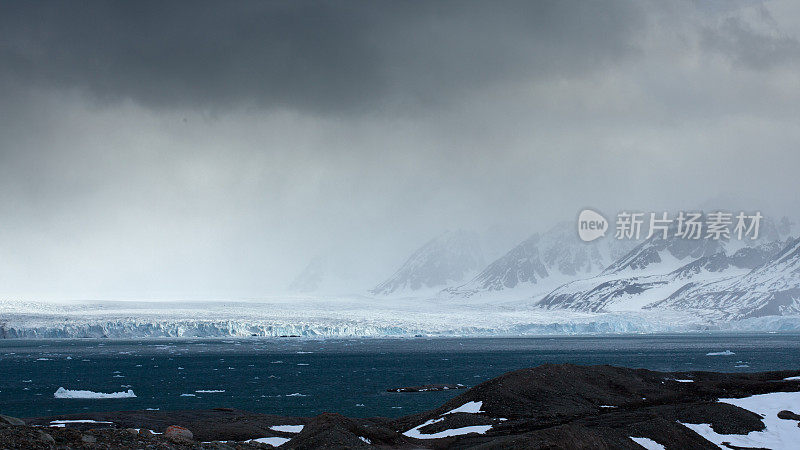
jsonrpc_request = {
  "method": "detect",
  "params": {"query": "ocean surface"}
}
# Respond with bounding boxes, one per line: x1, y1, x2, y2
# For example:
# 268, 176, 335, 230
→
2, 333, 800, 419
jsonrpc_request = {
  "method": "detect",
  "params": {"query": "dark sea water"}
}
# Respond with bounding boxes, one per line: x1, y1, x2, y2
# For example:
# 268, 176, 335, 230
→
2, 333, 800, 419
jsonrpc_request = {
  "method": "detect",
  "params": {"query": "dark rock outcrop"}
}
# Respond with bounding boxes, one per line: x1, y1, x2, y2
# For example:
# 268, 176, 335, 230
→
0, 415, 25, 426
778, 410, 800, 421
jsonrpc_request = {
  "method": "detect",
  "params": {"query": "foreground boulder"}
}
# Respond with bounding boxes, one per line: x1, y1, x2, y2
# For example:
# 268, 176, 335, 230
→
164, 425, 194, 444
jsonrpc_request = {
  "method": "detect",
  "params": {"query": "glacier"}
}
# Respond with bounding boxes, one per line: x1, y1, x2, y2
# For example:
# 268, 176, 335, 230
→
2, 297, 799, 339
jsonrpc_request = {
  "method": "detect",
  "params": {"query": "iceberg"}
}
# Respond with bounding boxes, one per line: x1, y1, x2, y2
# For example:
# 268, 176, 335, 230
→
54, 387, 136, 399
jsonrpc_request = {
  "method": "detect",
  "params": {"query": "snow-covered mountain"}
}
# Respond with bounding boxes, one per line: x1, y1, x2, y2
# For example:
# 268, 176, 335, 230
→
600, 232, 723, 276
649, 236, 800, 319
669, 240, 785, 280
369, 230, 484, 295
601, 215, 795, 277
288, 256, 327, 293
536, 218, 797, 318
442, 223, 635, 299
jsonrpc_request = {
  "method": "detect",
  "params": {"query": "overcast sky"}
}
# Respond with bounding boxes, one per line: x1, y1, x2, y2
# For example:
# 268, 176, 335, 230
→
1, 0, 799, 300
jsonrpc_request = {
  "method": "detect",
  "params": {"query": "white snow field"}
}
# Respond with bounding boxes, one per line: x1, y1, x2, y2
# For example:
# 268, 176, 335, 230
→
629, 437, 666, 450
402, 399, 497, 440
402, 417, 493, 440
444, 401, 484, 414
53, 387, 136, 399
269, 425, 304, 433
680, 391, 800, 449
246, 436, 291, 446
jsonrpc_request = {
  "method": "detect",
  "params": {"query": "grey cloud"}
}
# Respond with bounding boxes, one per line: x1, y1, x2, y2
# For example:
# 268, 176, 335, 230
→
701, 16, 800, 68
0, 1, 645, 114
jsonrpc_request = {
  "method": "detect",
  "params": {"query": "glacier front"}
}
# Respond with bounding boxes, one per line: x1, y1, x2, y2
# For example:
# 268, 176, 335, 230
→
2, 297, 798, 339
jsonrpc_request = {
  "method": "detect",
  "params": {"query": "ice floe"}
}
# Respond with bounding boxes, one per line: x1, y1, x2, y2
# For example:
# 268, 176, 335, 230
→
54, 388, 136, 399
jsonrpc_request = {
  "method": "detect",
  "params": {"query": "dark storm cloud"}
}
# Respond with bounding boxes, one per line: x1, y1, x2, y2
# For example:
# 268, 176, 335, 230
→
0, 0, 644, 113
1, 1, 799, 300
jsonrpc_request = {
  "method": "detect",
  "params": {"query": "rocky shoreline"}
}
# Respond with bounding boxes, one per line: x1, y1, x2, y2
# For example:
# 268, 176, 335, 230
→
2, 364, 800, 448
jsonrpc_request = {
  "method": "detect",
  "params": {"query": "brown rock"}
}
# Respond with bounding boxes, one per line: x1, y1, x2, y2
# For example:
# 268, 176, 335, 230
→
777, 410, 800, 421
165, 425, 194, 444
138, 428, 154, 438
37, 430, 56, 443
201, 442, 237, 449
